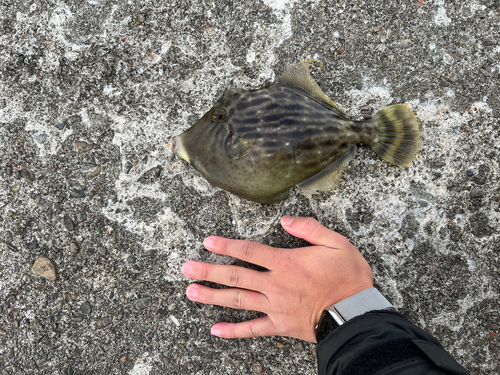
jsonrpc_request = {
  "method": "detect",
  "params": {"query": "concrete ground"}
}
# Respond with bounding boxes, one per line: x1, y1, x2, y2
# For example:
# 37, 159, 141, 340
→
1, 0, 499, 374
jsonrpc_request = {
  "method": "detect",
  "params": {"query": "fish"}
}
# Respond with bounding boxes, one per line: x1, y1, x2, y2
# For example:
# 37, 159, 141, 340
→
170, 60, 420, 204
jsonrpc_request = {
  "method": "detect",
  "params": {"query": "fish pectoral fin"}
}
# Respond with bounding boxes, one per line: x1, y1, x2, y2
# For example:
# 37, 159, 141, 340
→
298, 145, 357, 195
228, 136, 255, 160
277, 60, 350, 120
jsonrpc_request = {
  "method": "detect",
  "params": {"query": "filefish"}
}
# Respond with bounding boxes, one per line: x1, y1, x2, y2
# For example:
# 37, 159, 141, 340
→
170, 61, 420, 204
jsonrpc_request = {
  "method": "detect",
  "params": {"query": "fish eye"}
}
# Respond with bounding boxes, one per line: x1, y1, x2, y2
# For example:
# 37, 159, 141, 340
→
212, 108, 227, 122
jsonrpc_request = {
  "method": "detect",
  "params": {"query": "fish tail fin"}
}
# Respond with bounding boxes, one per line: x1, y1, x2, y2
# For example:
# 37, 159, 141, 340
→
372, 104, 420, 167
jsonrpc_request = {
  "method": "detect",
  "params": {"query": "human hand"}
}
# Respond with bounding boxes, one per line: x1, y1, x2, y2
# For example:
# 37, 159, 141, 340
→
182, 216, 373, 342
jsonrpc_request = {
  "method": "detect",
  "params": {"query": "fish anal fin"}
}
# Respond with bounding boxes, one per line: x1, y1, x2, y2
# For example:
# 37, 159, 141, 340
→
277, 60, 349, 120
298, 146, 357, 195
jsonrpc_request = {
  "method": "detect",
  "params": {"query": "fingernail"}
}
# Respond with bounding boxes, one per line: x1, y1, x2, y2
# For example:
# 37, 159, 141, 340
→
282, 216, 294, 226
204, 237, 213, 249
211, 326, 221, 336
186, 285, 198, 300
182, 263, 193, 277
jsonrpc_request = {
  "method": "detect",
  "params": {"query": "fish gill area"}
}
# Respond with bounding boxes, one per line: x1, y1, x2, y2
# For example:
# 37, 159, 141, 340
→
0, 0, 499, 374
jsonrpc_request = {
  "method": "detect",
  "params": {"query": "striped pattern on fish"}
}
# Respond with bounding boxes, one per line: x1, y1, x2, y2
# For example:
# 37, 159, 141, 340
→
171, 61, 419, 204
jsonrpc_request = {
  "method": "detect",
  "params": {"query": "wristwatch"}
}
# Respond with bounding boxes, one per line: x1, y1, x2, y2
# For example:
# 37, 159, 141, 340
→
315, 288, 394, 344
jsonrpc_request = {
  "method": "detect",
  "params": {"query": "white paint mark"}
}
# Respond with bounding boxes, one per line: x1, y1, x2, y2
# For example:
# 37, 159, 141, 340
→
129, 353, 152, 375
435, 7, 451, 27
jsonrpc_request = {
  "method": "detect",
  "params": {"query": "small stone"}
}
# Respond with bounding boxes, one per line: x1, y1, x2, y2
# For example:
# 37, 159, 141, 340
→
64, 215, 75, 231
97, 246, 107, 256
22, 166, 35, 184
119, 355, 127, 364
471, 187, 485, 199
276, 342, 286, 349
71, 316, 83, 322
55, 122, 65, 130
251, 362, 263, 374
79, 302, 92, 314
74, 141, 94, 152
6, 166, 13, 176
158, 308, 168, 317
95, 316, 112, 329
87, 166, 101, 179
10, 183, 21, 192
69, 243, 79, 255
70, 189, 85, 198
67, 367, 74, 375
0, 325, 6, 336
124, 161, 133, 174
76, 212, 87, 222
466, 170, 473, 177
28, 239, 38, 250
135, 297, 152, 309
31, 256, 57, 281
34, 134, 48, 144
472, 200, 481, 207
190, 322, 198, 338
127, 255, 136, 263
133, 335, 141, 343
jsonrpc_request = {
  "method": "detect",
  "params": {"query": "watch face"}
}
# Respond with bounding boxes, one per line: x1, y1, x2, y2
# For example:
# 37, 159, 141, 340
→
315, 310, 340, 344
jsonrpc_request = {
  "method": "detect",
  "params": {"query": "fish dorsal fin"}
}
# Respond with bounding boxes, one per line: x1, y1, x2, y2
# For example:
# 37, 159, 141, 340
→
277, 60, 349, 120
298, 145, 357, 194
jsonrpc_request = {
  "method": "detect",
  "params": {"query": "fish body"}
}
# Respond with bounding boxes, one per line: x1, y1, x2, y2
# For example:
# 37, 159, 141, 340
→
172, 61, 420, 204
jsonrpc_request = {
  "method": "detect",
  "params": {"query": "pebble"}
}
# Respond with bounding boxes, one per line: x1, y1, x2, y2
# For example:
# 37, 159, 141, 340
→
472, 200, 481, 207
124, 161, 133, 174
69, 243, 79, 255
28, 239, 38, 249
71, 316, 83, 322
80, 302, 92, 314
64, 215, 75, 231
13, 169, 21, 179
70, 189, 85, 198
119, 355, 127, 364
22, 166, 35, 184
251, 362, 263, 374
133, 335, 142, 343
6, 166, 13, 176
467, 170, 473, 177
74, 141, 94, 152
76, 212, 87, 222
34, 134, 48, 144
135, 297, 152, 309
97, 246, 107, 256
470, 187, 485, 199
10, 183, 21, 192
0, 325, 6, 336
127, 255, 136, 263
87, 166, 101, 179
31, 256, 57, 281
55, 122, 65, 130
190, 322, 198, 337
95, 316, 112, 329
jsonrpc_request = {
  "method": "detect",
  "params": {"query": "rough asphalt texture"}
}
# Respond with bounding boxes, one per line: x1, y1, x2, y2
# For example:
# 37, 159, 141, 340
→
1, 0, 499, 374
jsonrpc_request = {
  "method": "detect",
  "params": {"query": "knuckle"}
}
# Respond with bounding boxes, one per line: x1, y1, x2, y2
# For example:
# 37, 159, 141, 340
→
228, 267, 240, 287
240, 241, 255, 260
248, 323, 258, 338
233, 290, 244, 308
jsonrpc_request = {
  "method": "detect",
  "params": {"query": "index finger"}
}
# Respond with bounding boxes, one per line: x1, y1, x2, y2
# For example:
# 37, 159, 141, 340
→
204, 237, 281, 270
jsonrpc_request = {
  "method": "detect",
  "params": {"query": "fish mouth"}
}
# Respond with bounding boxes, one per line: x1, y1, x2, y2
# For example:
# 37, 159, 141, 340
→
169, 135, 190, 163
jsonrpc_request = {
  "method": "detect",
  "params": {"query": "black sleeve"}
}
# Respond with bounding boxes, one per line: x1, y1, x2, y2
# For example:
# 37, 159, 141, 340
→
317, 310, 470, 375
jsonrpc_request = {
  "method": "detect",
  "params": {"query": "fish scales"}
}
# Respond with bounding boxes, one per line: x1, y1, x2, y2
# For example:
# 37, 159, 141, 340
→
171, 61, 420, 204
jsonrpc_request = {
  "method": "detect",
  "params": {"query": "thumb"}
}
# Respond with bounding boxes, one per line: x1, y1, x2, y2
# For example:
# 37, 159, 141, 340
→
280, 216, 351, 249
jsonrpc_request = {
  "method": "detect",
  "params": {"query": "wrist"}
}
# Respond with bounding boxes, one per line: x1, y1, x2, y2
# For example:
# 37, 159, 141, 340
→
315, 288, 394, 344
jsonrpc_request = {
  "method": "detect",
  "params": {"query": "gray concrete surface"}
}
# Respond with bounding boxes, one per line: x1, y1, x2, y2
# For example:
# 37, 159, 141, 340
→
1, 0, 499, 374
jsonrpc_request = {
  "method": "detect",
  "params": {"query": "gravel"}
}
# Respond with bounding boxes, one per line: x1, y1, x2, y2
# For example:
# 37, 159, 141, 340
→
0, 1, 499, 374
